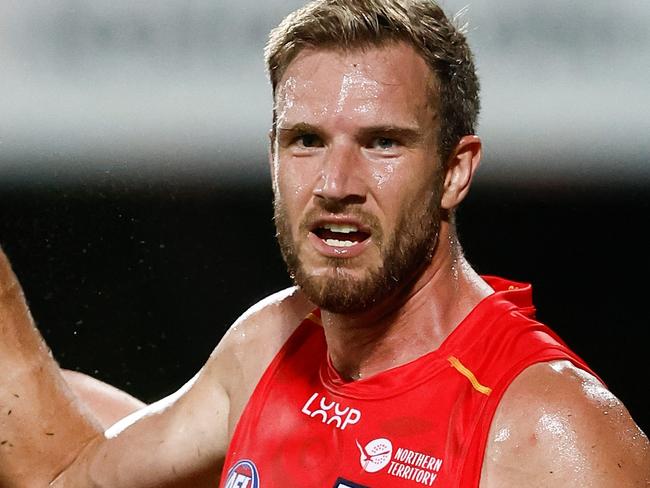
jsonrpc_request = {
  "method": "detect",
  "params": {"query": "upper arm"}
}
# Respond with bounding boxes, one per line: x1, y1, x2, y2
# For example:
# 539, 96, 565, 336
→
0, 241, 309, 487
54, 354, 232, 487
54, 286, 312, 487
1, 244, 227, 487
482, 360, 650, 487
62, 370, 147, 430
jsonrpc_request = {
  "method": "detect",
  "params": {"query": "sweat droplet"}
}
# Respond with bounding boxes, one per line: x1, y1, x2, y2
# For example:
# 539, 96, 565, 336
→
336, 68, 379, 113
371, 162, 395, 188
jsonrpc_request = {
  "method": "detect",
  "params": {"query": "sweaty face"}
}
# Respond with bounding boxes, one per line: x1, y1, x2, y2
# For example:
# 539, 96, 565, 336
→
272, 43, 445, 314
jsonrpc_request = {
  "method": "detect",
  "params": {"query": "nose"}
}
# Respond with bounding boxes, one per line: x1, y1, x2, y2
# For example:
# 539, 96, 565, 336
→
313, 144, 366, 206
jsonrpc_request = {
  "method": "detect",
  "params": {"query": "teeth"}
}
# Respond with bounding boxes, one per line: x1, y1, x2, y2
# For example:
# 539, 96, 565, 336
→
323, 223, 358, 234
324, 239, 356, 247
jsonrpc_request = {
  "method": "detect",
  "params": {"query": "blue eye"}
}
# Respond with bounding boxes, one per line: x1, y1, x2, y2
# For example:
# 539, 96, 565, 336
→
297, 134, 322, 148
372, 137, 396, 150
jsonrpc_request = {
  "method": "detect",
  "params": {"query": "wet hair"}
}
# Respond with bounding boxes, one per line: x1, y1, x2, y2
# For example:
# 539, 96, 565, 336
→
265, 0, 480, 162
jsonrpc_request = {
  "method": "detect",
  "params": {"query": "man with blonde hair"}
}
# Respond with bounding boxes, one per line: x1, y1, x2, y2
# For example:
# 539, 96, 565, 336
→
1, 1, 648, 486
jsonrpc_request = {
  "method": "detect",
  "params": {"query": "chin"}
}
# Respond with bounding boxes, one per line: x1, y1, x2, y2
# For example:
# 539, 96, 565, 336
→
296, 266, 389, 315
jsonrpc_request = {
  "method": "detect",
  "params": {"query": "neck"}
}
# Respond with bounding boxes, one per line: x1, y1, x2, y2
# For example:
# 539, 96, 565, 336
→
320, 225, 493, 381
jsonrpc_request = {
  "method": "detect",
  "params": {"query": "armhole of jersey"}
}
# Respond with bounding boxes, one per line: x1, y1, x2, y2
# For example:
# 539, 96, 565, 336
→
224, 311, 321, 460
458, 346, 599, 486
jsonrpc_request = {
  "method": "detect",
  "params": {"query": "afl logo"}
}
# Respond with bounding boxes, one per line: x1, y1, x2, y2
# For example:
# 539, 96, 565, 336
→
224, 459, 260, 488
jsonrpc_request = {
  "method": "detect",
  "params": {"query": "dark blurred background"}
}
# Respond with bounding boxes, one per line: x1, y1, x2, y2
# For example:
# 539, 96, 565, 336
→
1, 0, 648, 435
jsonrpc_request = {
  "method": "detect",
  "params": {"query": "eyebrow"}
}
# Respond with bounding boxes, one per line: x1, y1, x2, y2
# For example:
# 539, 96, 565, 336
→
358, 125, 424, 144
277, 123, 319, 135
277, 123, 424, 144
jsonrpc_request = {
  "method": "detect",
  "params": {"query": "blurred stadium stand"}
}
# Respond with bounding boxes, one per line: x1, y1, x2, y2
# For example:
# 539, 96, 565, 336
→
1, 0, 648, 433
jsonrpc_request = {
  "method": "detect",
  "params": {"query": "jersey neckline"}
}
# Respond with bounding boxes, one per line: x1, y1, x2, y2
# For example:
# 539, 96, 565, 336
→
316, 276, 535, 400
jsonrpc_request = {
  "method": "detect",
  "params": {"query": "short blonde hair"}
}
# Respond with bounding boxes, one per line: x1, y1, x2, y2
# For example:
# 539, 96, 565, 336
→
265, 0, 480, 161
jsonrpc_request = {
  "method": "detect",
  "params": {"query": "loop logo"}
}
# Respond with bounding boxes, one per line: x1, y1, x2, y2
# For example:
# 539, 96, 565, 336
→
224, 459, 260, 488
301, 392, 362, 430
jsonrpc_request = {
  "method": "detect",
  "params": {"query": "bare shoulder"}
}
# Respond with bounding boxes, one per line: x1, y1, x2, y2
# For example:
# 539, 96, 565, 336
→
86, 286, 315, 485
211, 285, 313, 378
217, 285, 314, 359
482, 360, 650, 487
202, 286, 314, 431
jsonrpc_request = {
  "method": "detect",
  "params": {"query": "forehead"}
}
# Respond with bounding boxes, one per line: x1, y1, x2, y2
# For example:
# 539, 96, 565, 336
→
275, 42, 437, 124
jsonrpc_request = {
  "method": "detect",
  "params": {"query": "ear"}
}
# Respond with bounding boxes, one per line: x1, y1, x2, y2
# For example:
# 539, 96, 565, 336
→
440, 135, 482, 210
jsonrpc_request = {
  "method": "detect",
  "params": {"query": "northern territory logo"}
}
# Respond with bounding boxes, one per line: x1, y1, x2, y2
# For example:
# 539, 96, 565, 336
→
356, 438, 444, 486
223, 459, 260, 488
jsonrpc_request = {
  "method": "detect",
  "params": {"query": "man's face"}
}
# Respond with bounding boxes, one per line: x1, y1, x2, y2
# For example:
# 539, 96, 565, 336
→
271, 42, 445, 313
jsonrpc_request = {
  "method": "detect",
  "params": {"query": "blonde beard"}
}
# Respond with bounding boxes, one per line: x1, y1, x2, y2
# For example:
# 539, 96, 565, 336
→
274, 193, 442, 314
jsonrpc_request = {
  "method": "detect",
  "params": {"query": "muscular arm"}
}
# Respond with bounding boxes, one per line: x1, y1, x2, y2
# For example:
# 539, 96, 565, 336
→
0, 246, 309, 487
52, 286, 310, 487
0, 246, 232, 486
61, 370, 146, 430
53, 363, 231, 487
482, 360, 650, 487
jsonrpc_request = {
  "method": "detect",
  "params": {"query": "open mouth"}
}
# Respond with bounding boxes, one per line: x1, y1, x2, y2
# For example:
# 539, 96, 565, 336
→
312, 223, 371, 248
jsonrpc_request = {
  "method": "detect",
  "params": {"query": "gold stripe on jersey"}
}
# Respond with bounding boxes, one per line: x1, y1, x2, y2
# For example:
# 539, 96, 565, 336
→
447, 356, 492, 396
305, 311, 322, 326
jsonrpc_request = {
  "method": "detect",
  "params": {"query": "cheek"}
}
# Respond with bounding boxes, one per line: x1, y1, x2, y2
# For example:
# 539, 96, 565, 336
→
368, 157, 435, 194
369, 163, 420, 204
275, 162, 316, 217
278, 165, 311, 201
278, 149, 327, 194
377, 175, 440, 225
369, 162, 396, 189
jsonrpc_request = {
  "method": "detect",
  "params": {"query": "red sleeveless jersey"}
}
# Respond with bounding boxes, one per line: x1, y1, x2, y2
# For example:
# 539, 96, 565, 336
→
220, 277, 596, 488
